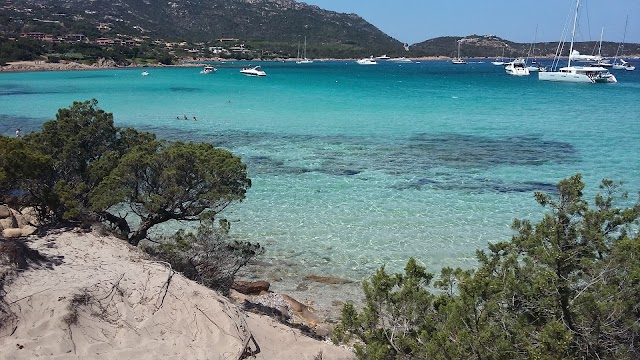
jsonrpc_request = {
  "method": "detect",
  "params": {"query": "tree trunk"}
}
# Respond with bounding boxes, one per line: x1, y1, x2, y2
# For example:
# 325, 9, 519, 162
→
128, 213, 170, 246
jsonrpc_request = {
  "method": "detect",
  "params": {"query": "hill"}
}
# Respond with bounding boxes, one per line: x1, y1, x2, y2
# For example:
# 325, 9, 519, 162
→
410, 34, 640, 58
9, 0, 405, 57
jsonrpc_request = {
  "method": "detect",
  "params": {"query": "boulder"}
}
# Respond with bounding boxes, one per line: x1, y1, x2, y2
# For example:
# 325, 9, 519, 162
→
231, 280, 271, 295
281, 294, 320, 327
21, 225, 38, 236
20, 207, 39, 226
10, 209, 28, 228
2, 228, 23, 238
0, 217, 17, 230
0, 205, 11, 219
303, 275, 353, 285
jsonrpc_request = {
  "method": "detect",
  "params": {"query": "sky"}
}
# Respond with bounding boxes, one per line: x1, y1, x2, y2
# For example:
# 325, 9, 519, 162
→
303, 0, 640, 44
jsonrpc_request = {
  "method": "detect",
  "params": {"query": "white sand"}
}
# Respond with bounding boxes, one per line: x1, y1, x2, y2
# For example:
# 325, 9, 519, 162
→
0, 231, 354, 359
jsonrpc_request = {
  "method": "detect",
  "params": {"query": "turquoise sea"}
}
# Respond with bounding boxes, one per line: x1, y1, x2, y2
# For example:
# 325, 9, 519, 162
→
2, 60, 639, 313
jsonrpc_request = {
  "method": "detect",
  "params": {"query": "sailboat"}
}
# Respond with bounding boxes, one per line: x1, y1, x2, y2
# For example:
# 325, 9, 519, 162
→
539, 0, 617, 83
296, 37, 313, 64
612, 16, 636, 71
491, 46, 506, 66
591, 27, 613, 67
525, 25, 545, 72
451, 39, 466, 64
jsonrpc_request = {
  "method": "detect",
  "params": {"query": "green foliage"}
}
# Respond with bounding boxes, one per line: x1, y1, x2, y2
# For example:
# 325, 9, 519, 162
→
335, 174, 640, 359
147, 221, 263, 294
1, 100, 249, 247
91, 140, 251, 245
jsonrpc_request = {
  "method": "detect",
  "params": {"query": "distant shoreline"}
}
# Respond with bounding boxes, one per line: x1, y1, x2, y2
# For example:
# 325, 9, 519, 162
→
2, 55, 638, 73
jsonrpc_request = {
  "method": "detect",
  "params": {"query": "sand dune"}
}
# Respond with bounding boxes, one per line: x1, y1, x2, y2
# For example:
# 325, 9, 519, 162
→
0, 231, 354, 359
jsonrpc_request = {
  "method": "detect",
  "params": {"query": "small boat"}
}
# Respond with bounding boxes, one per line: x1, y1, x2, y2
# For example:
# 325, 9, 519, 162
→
356, 57, 377, 65
612, 59, 635, 71
492, 46, 506, 65
611, 16, 635, 71
200, 65, 216, 74
505, 58, 530, 76
240, 65, 267, 76
389, 57, 412, 63
141, 71, 149, 76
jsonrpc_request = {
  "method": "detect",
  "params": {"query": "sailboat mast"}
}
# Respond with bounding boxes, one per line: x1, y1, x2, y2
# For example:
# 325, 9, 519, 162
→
568, 0, 580, 68
598, 27, 603, 57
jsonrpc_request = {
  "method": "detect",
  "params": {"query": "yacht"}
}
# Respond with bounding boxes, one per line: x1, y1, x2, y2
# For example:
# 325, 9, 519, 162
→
200, 65, 216, 74
539, 0, 616, 84
505, 58, 530, 76
240, 65, 267, 77
141, 71, 149, 76
356, 57, 377, 65
389, 57, 412, 63
296, 37, 313, 64
375, 55, 391, 60
451, 39, 466, 64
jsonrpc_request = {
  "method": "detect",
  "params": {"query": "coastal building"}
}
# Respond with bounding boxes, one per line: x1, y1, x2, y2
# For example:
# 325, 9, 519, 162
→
64, 34, 87, 42
20, 32, 46, 40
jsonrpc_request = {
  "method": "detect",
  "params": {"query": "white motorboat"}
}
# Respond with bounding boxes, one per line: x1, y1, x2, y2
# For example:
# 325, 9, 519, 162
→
375, 55, 391, 60
296, 36, 313, 64
389, 57, 412, 63
200, 65, 216, 74
240, 65, 267, 76
591, 59, 613, 68
539, 0, 617, 84
505, 58, 530, 76
451, 39, 466, 64
569, 50, 602, 63
356, 57, 377, 65
141, 71, 149, 76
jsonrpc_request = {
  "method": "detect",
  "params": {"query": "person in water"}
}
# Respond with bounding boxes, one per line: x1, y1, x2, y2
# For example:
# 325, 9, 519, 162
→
183, 114, 188, 120
193, 116, 197, 121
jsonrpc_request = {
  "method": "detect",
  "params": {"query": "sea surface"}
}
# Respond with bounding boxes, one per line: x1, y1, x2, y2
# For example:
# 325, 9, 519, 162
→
2, 60, 639, 315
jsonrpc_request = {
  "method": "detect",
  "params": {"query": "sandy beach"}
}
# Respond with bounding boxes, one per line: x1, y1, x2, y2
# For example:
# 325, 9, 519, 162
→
0, 230, 354, 359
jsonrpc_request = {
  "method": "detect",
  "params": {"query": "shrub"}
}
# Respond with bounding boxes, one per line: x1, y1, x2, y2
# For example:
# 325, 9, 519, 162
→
147, 220, 263, 294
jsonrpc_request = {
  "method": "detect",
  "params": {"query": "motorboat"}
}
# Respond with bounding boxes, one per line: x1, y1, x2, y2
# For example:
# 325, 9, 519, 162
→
540, 0, 617, 84
200, 65, 216, 74
505, 58, 530, 76
240, 65, 267, 76
526, 61, 546, 72
356, 57, 377, 65
141, 71, 149, 76
569, 50, 602, 63
375, 55, 391, 60
591, 59, 613, 68
389, 57, 412, 63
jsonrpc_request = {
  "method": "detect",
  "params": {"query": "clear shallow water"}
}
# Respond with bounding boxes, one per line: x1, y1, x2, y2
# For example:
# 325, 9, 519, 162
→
2, 61, 639, 314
